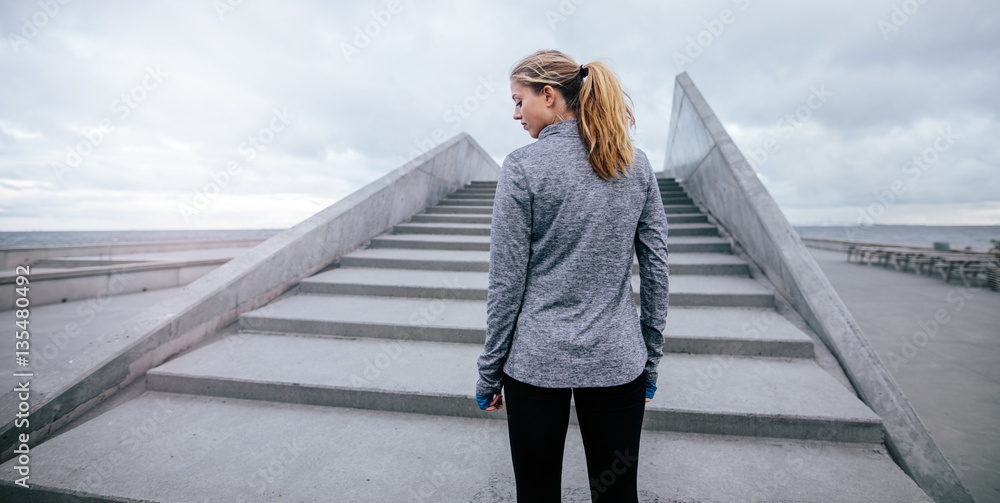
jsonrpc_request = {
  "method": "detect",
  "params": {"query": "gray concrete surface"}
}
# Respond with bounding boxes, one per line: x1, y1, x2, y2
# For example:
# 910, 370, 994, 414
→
299, 264, 775, 307
144, 330, 879, 442
370, 233, 735, 253
0, 250, 240, 309
0, 286, 186, 403
807, 245, 1000, 503
341, 247, 751, 275
664, 71, 972, 502
0, 132, 501, 463
0, 238, 265, 270
0, 391, 930, 502
0, 175, 926, 502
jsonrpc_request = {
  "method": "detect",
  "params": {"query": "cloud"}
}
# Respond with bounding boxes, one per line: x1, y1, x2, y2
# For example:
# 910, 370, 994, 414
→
0, 0, 996, 230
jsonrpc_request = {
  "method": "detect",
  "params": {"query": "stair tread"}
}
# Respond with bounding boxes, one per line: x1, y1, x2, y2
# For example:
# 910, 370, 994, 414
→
147, 333, 878, 424
372, 234, 492, 244
373, 234, 726, 245
344, 247, 748, 265
426, 204, 705, 214
414, 211, 708, 218
241, 294, 806, 346
397, 221, 718, 231
303, 268, 771, 296
0, 391, 925, 502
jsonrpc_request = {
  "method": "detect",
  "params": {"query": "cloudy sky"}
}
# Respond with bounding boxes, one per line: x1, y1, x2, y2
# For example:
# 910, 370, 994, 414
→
1, 0, 997, 231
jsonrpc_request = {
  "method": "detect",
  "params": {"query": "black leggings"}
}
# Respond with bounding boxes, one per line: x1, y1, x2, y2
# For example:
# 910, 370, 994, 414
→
501, 369, 647, 502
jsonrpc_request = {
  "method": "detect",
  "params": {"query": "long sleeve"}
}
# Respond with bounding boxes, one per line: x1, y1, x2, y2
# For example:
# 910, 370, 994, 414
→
634, 155, 670, 386
476, 154, 532, 397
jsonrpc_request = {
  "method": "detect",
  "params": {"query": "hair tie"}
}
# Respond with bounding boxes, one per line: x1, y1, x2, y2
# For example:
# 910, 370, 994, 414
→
579, 64, 588, 79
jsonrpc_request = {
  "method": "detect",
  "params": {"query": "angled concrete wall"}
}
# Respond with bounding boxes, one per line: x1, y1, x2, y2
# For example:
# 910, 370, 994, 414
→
0, 133, 500, 462
663, 72, 972, 503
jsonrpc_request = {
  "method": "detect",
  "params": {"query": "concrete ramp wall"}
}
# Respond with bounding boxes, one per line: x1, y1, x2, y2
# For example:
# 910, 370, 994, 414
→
0, 133, 499, 462
663, 72, 972, 503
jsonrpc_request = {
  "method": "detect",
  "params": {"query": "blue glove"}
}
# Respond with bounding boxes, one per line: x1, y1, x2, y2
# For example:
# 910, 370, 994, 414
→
645, 381, 656, 400
476, 393, 496, 410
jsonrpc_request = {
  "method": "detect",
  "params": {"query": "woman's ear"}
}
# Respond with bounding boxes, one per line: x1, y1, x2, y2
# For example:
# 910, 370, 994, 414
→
542, 85, 557, 108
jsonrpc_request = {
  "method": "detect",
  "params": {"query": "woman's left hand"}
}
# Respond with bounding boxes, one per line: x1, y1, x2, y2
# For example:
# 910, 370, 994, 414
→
476, 392, 504, 411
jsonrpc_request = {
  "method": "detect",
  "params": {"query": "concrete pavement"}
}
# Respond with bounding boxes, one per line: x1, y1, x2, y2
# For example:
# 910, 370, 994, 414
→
806, 246, 1000, 503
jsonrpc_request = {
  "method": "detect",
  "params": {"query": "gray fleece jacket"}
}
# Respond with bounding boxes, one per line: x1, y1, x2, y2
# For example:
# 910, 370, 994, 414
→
475, 118, 670, 397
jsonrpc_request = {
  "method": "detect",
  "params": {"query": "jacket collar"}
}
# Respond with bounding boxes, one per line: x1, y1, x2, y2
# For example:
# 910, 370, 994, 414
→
538, 118, 578, 140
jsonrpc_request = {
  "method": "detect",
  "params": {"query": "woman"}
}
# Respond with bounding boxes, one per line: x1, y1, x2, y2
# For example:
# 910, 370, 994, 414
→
474, 49, 670, 501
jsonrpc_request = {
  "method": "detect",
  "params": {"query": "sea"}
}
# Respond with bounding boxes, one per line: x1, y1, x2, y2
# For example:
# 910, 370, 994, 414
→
1, 225, 998, 252
791, 224, 1000, 252
0, 229, 286, 248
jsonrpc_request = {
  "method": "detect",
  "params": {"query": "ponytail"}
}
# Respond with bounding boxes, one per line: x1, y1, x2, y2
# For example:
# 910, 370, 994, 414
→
577, 61, 636, 180
510, 50, 636, 180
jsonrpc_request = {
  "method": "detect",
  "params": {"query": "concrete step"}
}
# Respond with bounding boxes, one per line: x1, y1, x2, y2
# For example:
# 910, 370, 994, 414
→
450, 191, 497, 197
368, 234, 732, 253
410, 213, 493, 224
664, 213, 709, 224
0, 390, 929, 503
370, 233, 493, 250
662, 197, 694, 205
424, 205, 494, 214
439, 193, 694, 204
658, 306, 814, 358
426, 203, 705, 215
298, 268, 772, 307
442, 192, 495, 199
456, 186, 497, 191
250, 291, 803, 358
392, 222, 719, 237
438, 198, 494, 206
391, 222, 492, 236
409, 212, 709, 225
664, 204, 703, 214
144, 333, 880, 443
339, 248, 750, 276
235, 294, 787, 351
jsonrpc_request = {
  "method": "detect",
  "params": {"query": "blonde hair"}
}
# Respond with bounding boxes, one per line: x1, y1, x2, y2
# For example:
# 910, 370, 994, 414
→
510, 49, 636, 180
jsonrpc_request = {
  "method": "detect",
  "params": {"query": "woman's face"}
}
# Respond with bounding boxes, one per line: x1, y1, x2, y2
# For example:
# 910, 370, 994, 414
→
511, 80, 552, 139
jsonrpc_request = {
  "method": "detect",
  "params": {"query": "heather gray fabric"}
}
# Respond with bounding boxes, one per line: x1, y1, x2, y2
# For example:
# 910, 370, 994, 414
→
475, 118, 670, 397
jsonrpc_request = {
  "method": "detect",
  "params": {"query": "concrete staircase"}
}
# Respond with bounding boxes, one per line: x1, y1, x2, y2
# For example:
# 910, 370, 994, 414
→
0, 179, 930, 502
